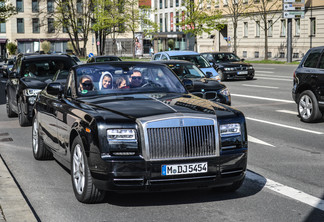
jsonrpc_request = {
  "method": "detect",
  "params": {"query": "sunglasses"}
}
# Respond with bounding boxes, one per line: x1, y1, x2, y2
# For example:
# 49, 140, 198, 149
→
131, 76, 142, 80
82, 82, 93, 88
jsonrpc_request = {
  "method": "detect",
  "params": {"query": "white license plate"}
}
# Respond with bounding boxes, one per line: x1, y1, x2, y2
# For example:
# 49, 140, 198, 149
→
161, 162, 208, 176
237, 71, 248, 75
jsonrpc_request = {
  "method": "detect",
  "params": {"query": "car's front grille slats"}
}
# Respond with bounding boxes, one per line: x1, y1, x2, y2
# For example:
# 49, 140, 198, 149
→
147, 125, 216, 160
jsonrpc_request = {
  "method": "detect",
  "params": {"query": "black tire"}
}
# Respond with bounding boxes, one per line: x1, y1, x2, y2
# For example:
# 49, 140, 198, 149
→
18, 97, 32, 126
246, 75, 254, 80
298, 90, 322, 123
32, 115, 53, 160
71, 136, 106, 203
218, 70, 226, 81
6, 93, 17, 118
214, 176, 245, 192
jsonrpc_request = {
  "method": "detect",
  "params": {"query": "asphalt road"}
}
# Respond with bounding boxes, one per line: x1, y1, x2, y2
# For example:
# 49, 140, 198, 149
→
0, 64, 324, 222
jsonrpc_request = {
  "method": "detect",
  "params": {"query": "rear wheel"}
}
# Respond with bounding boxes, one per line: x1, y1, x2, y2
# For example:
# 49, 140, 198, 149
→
246, 75, 254, 80
6, 93, 17, 118
218, 70, 227, 81
18, 97, 31, 126
298, 90, 322, 123
32, 115, 53, 160
71, 136, 106, 203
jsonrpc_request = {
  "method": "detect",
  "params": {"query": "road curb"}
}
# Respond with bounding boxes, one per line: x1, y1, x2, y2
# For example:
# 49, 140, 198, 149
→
0, 154, 37, 222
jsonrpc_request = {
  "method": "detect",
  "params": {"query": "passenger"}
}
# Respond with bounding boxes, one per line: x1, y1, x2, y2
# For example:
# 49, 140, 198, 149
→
129, 70, 144, 88
115, 76, 129, 89
26, 64, 38, 77
79, 75, 94, 92
99, 72, 113, 90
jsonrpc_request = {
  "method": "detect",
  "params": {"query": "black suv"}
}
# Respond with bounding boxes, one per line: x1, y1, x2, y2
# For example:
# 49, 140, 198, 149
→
292, 46, 324, 122
201, 52, 255, 81
5, 54, 76, 126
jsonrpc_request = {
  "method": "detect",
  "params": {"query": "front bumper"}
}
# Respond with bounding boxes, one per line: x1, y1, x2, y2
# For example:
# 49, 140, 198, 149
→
88, 153, 247, 191
223, 70, 254, 79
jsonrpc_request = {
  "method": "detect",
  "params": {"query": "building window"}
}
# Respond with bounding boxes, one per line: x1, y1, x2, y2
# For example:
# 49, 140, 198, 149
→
176, 12, 179, 32
215, 0, 219, 7
32, 0, 39, 12
159, 14, 162, 32
243, 0, 248, 3
47, 0, 54, 13
63, 25, 68, 33
160, 0, 162, 9
310, 18, 316, 36
279, 52, 285, 58
77, 18, 82, 33
77, 0, 83, 13
17, 18, 24, 33
243, 51, 247, 58
267, 52, 272, 58
32, 18, 39, 33
165, 0, 168, 8
48, 18, 55, 33
293, 53, 299, 58
154, 0, 157, 9
16, 0, 23, 12
170, 0, 173, 7
256, 21, 260, 37
254, 51, 259, 58
244, 22, 248, 37
295, 18, 300, 36
165, 13, 168, 32
223, 0, 228, 6
280, 19, 286, 37
176, 0, 179, 7
0, 22, 6, 33
268, 20, 272, 37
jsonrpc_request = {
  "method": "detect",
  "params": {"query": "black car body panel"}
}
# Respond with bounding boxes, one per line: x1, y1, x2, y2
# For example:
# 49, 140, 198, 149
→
201, 52, 255, 80
152, 60, 231, 105
34, 62, 247, 198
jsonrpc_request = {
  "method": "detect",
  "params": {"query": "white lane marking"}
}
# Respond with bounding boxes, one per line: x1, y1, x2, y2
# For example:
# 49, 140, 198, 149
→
255, 67, 275, 70
255, 71, 274, 74
246, 117, 324, 135
256, 77, 291, 81
248, 135, 275, 147
246, 171, 324, 212
242, 84, 279, 89
231, 94, 294, 103
276, 110, 298, 115
256, 74, 291, 78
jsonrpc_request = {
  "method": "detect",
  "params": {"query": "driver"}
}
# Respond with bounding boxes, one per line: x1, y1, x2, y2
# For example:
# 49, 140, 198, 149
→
79, 75, 94, 93
129, 70, 144, 88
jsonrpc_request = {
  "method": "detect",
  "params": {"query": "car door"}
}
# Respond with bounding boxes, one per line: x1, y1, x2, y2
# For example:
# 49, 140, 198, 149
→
6, 57, 22, 113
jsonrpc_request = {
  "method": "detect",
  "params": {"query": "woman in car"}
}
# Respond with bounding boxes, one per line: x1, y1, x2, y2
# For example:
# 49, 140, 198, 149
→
99, 72, 113, 90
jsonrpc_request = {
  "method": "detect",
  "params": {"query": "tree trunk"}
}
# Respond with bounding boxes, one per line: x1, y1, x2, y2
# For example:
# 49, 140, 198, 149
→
233, 21, 237, 54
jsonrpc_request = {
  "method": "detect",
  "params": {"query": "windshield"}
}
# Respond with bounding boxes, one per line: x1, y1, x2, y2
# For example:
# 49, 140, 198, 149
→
213, 53, 241, 62
76, 63, 186, 97
22, 58, 76, 78
169, 55, 211, 68
96, 57, 121, 62
167, 63, 205, 79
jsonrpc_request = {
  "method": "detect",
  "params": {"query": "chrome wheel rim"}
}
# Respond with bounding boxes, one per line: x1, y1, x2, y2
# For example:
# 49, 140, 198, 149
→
32, 119, 38, 154
299, 95, 313, 119
73, 144, 85, 195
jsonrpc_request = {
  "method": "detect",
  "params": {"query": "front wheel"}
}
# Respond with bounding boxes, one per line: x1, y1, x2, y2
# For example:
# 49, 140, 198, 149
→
18, 97, 31, 126
298, 90, 322, 123
71, 136, 106, 203
6, 93, 17, 118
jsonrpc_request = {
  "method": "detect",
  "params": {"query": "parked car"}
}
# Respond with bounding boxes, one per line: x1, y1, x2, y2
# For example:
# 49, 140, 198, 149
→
70, 55, 83, 65
32, 61, 247, 203
1, 58, 15, 78
87, 55, 122, 63
153, 60, 231, 105
292, 46, 324, 122
152, 51, 220, 81
5, 54, 77, 126
201, 52, 255, 81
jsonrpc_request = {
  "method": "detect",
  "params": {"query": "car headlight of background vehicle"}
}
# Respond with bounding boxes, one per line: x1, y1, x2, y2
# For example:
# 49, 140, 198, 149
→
248, 66, 254, 70
224, 67, 235, 71
220, 123, 241, 137
105, 129, 138, 156
219, 88, 230, 96
23, 89, 42, 96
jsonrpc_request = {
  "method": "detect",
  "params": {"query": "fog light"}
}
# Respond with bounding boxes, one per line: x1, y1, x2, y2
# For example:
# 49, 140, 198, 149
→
28, 96, 36, 105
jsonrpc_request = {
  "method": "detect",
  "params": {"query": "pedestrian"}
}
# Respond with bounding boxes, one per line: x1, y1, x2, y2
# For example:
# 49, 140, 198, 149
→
150, 46, 154, 57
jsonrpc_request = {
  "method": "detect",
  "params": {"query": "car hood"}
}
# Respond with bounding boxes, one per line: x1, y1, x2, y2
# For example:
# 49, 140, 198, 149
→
78, 93, 240, 121
218, 61, 252, 67
20, 77, 51, 89
188, 78, 226, 92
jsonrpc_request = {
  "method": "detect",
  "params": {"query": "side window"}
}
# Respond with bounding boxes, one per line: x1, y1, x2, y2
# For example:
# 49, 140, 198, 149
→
153, 54, 161, 60
65, 70, 75, 97
161, 54, 168, 60
303, 49, 322, 68
318, 54, 324, 69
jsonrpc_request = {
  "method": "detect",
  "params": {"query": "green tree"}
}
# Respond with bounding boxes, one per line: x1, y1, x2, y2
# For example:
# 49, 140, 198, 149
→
6, 42, 17, 55
41, 41, 51, 54
0, 0, 16, 21
176, 0, 223, 51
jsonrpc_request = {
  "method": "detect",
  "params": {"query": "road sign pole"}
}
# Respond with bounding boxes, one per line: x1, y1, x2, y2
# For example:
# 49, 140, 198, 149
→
287, 18, 292, 63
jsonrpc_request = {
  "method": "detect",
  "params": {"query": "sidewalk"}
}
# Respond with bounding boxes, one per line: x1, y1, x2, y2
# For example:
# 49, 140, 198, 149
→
0, 154, 37, 222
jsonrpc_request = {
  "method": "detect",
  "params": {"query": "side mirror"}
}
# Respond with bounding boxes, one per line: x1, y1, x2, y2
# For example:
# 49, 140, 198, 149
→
46, 82, 63, 97
182, 79, 194, 91
205, 72, 213, 78
241, 58, 245, 62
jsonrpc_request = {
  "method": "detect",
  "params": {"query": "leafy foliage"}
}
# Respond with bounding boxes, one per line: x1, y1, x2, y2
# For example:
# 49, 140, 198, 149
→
6, 42, 17, 55
0, 0, 16, 21
41, 41, 51, 54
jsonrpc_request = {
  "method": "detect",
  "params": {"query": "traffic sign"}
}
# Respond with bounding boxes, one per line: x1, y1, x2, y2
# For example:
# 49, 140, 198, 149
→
88, 53, 94, 58
283, 11, 305, 19
284, 3, 305, 11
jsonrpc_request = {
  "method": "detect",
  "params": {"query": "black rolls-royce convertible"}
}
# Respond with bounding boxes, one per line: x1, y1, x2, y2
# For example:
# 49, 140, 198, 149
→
32, 62, 248, 203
